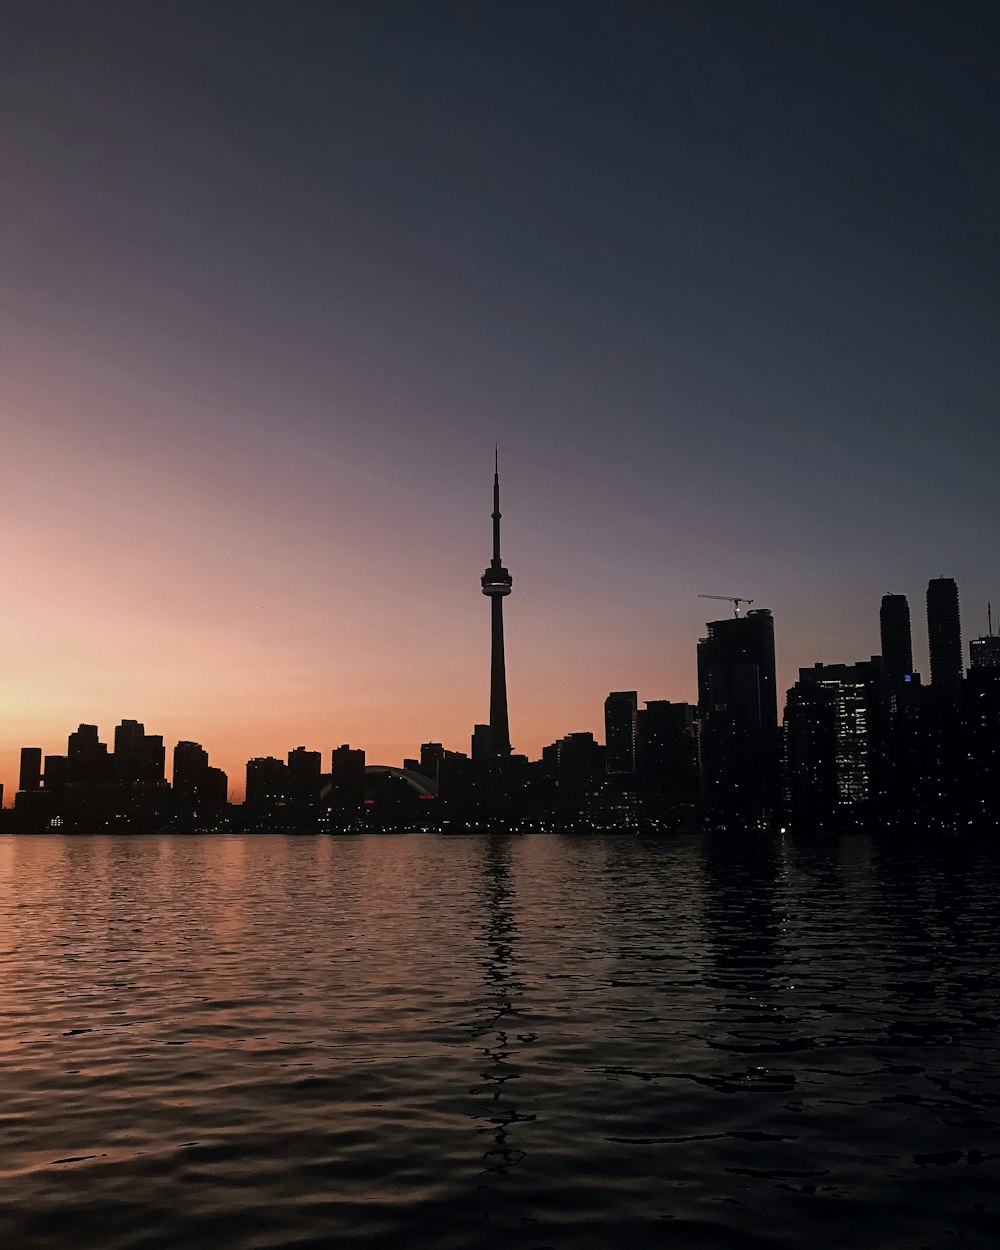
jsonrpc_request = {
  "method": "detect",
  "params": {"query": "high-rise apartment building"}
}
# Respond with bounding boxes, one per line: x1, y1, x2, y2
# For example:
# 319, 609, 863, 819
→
880, 594, 914, 686
783, 659, 881, 827
697, 608, 779, 825
927, 577, 963, 696
114, 719, 146, 783
604, 691, 638, 775
287, 746, 322, 807
245, 757, 288, 811
19, 747, 42, 793
970, 634, 1000, 670
174, 741, 209, 808
329, 745, 365, 811
67, 724, 109, 785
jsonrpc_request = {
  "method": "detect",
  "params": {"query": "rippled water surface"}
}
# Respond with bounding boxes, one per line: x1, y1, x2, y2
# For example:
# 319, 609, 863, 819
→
2, 833, 1000, 1249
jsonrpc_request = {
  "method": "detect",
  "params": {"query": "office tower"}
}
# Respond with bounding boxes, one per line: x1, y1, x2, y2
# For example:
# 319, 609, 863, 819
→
173, 740, 209, 804
142, 735, 166, 785
965, 660, 1000, 828
114, 719, 146, 783
19, 747, 42, 792
549, 732, 605, 809
697, 608, 779, 826
879, 594, 914, 685
329, 744, 365, 811
419, 742, 446, 783
927, 577, 963, 695
480, 451, 513, 758
287, 746, 322, 807
604, 691, 638, 775
245, 757, 289, 810
67, 724, 109, 784
970, 635, 1000, 670
471, 723, 495, 788
635, 701, 697, 802
204, 767, 229, 808
783, 683, 838, 828
783, 659, 881, 828
43, 755, 68, 797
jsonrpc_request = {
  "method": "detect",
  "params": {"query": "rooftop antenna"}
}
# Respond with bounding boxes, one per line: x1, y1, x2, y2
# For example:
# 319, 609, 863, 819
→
989, 601, 993, 637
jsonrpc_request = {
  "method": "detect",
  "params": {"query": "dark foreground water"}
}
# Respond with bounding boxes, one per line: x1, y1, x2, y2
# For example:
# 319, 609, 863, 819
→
2, 834, 999, 1250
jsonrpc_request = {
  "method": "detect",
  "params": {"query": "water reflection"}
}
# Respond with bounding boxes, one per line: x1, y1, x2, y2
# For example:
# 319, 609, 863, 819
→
469, 836, 531, 1179
701, 835, 787, 1054
2, 834, 1000, 1250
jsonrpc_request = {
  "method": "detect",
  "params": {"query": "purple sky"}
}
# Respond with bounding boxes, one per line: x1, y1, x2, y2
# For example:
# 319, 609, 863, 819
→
2, 1, 998, 795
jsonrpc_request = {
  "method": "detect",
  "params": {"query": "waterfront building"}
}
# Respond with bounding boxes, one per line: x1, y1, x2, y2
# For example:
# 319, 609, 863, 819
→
604, 691, 638, 776
697, 609, 779, 826
927, 577, 963, 697
19, 746, 42, 793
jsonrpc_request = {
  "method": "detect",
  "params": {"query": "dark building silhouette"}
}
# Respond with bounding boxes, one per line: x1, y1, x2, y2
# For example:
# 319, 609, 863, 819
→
965, 663, 1000, 829
920, 578, 964, 826
783, 682, 838, 828
173, 740, 209, 806
437, 750, 474, 820
635, 700, 697, 811
329, 744, 365, 812
114, 719, 147, 783
204, 766, 229, 809
43, 754, 68, 797
604, 691, 638, 776
927, 577, 963, 697
142, 734, 166, 785
543, 732, 605, 816
471, 722, 496, 792
697, 608, 779, 826
419, 742, 446, 784
880, 593, 914, 686
245, 756, 288, 813
67, 724, 109, 785
480, 451, 513, 760
19, 747, 42, 792
287, 746, 322, 807
970, 634, 1000, 670
169, 740, 227, 823
876, 592, 922, 813
783, 659, 881, 829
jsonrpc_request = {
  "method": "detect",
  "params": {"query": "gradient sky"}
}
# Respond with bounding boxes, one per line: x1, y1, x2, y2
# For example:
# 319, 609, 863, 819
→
2, 1, 998, 799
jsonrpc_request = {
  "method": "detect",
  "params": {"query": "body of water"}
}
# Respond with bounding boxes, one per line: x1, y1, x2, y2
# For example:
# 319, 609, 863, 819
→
1, 833, 999, 1248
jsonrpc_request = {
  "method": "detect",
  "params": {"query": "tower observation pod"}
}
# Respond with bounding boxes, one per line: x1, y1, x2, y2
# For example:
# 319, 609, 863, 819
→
481, 450, 512, 755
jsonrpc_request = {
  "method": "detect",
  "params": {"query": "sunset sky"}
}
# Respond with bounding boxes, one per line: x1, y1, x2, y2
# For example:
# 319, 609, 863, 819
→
2, 1, 998, 799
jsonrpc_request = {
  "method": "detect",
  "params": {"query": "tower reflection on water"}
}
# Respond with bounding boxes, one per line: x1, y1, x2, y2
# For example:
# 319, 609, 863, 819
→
469, 836, 534, 1179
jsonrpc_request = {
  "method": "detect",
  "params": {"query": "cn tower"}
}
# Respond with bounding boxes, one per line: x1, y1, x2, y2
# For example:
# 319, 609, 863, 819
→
480, 449, 513, 755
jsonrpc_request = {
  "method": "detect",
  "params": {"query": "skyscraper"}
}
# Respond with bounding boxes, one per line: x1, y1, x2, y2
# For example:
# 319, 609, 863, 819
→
783, 658, 882, 828
330, 744, 365, 812
970, 635, 1000, 670
19, 747, 42, 793
114, 719, 146, 784
927, 577, 963, 696
480, 450, 513, 757
287, 746, 322, 807
173, 740, 209, 807
604, 691, 638, 775
697, 608, 779, 826
879, 594, 913, 685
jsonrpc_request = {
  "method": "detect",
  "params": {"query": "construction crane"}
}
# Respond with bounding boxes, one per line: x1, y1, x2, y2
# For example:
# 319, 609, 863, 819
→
698, 594, 754, 618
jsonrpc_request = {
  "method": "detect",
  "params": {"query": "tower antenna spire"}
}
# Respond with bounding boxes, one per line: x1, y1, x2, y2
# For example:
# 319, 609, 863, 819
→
481, 450, 512, 756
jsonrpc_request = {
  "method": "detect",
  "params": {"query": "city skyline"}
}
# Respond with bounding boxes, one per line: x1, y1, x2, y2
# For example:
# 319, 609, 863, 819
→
3, 3, 998, 801
3, 554, 996, 807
